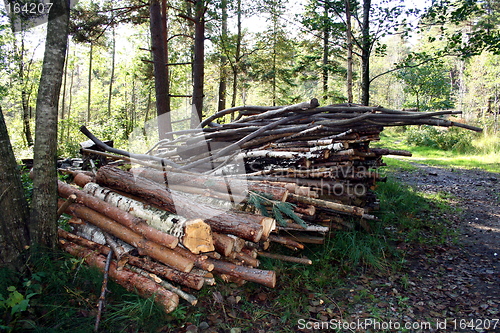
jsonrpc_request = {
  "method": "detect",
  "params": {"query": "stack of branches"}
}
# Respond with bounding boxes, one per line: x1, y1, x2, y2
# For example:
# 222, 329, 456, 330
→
64, 100, 481, 313
57, 166, 303, 314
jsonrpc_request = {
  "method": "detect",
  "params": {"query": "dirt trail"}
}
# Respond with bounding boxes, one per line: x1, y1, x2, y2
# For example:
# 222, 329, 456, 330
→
326, 163, 500, 333
392, 163, 500, 331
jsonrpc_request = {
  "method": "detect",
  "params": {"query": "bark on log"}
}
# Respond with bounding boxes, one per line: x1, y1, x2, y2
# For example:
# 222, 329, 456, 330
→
58, 200, 194, 272
82, 182, 213, 254
58, 180, 179, 249
60, 240, 179, 313
96, 166, 267, 242
59, 228, 205, 290
268, 235, 304, 250
257, 252, 312, 265
207, 258, 276, 288
136, 167, 288, 202
212, 232, 234, 257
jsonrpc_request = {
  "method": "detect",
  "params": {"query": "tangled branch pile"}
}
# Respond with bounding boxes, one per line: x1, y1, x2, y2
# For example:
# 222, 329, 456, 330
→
57, 100, 481, 313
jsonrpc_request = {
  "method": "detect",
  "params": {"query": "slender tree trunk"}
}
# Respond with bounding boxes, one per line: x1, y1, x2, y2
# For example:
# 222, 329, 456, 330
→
150, 0, 173, 139
67, 58, 75, 141
61, 40, 68, 120
17, 38, 34, 147
0, 106, 30, 269
59, 41, 69, 144
322, 3, 330, 102
30, 0, 69, 249
217, 0, 228, 112
271, 17, 277, 106
87, 42, 93, 123
361, 0, 371, 106
191, 0, 205, 128
231, 0, 242, 108
107, 28, 116, 117
21, 90, 33, 146
345, 0, 353, 103
161, 0, 171, 129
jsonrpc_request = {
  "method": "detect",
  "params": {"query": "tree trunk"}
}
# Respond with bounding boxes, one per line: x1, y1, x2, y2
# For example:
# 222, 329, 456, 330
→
0, 106, 30, 269
360, 0, 371, 106
217, 0, 228, 111
14, 37, 34, 147
191, 0, 205, 128
322, 3, 329, 102
345, 0, 353, 103
107, 28, 116, 117
29, 0, 69, 249
150, 0, 173, 139
87, 42, 92, 123
60, 41, 68, 120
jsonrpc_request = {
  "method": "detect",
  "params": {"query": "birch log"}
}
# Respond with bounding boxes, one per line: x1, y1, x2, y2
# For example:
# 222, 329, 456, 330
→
58, 200, 194, 272
82, 182, 214, 254
58, 180, 179, 249
96, 166, 268, 242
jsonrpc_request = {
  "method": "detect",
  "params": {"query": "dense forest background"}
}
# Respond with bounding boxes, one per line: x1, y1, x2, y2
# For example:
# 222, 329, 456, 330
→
0, 0, 499, 158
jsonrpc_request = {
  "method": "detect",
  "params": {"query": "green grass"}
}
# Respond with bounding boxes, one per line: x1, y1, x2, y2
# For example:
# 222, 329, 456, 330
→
376, 129, 500, 173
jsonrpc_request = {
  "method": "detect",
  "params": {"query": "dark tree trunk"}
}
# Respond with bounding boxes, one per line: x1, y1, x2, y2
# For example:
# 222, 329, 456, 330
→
322, 3, 329, 102
17, 39, 33, 147
149, 0, 173, 138
217, 0, 228, 112
107, 28, 116, 117
21, 90, 33, 146
60, 41, 68, 120
0, 106, 30, 269
345, 0, 353, 103
191, 0, 205, 128
361, 0, 371, 106
87, 42, 93, 123
30, 0, 69, 249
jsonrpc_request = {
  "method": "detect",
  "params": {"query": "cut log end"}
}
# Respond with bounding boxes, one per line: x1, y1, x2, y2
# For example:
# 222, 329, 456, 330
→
260, 217, 276, 239
181, 219, 215, 254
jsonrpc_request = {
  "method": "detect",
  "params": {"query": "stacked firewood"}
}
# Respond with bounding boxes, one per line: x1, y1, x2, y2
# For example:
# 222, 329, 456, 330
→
57, 100, 482, 313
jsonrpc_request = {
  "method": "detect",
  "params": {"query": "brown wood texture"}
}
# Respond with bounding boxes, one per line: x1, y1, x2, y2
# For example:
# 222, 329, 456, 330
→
58, 200, 194, 272
60, 240, 179, 313
58, 229, 204, 290
96, 166, 265, 242
58, 180, 179, 249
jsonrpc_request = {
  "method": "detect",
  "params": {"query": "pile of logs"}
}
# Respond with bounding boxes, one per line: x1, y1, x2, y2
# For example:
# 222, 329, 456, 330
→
57, 100, 482, 314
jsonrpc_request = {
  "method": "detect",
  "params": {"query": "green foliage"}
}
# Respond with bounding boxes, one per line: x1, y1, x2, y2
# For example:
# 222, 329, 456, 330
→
396, 60, 454, 110
405, 125, 476, 152
20, 166, 33, 205
248, 191, 307, 227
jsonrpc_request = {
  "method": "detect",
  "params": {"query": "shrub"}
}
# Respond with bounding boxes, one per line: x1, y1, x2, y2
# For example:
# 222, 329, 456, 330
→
405, 125, 476, 152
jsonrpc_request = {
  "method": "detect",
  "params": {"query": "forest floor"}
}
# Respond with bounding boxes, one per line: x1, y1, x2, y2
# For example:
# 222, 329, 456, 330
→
176, 162, 500, 333
323, 162, 500, 333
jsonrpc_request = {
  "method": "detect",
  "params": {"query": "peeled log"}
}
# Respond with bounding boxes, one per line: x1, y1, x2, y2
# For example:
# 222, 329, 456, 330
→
83, 182, 214, 254
58, 200, 194, 272
58, 181, 179, 249
58, 229, 205, 290
59, 240, 179, 313
96, 166, 267, 242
